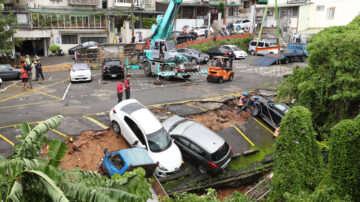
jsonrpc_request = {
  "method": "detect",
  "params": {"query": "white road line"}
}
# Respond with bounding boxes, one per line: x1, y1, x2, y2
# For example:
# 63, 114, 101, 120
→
0, 81, 21, 93
62, 82, 71, 100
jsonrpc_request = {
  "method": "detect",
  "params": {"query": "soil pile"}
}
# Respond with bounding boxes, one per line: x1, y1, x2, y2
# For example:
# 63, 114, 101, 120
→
59, 129, 129, 171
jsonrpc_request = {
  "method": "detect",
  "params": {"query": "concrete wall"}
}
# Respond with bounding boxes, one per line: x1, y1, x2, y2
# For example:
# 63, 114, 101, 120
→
121, 21, 152, 43
174, 19, 205, 31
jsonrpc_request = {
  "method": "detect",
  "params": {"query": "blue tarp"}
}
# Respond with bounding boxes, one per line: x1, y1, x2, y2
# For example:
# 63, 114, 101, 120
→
250, 55, 284, 66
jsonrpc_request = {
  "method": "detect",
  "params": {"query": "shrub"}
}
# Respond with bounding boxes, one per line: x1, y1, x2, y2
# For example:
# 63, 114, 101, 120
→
49, 44, 59, 53
142, 18, 156, 29
269, 106, 323, 201
328, 115, 360, 200
187, 36, 251, 52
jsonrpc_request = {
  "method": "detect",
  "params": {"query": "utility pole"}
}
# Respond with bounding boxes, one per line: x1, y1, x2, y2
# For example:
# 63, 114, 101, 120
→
131, 0, 135, 43
223, 0, 227, 25
249, 0, 256, 34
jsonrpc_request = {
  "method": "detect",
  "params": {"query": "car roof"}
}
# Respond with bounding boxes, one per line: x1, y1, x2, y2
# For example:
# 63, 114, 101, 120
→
117, 148, 154, 165
117, 99, 163, 134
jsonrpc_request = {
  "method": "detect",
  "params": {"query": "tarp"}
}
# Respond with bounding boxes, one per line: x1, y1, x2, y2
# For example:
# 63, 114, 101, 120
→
250, 55, 284, 66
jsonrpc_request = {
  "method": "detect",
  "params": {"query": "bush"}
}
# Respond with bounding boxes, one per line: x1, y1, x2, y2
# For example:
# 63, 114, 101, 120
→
328, 115, 360, 200
142, 18, 156, 29
187, 36, 251, 52
49, 44, 59, 53
269, 106, 323, 201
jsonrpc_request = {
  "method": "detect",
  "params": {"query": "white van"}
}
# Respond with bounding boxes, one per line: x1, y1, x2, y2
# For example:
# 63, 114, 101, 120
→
248, 40, 280, 56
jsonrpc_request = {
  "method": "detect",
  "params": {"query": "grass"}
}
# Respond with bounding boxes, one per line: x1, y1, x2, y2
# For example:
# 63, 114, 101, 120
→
162, 176, 186, 190
229, 144, 275, 170
263, 82, 272, 87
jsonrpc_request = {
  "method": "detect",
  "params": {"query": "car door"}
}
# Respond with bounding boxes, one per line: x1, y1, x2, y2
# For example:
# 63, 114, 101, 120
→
268, 103, 282, 127
173, 136, 205, 164
0, 65, 15, 79
121, 116, 141, 145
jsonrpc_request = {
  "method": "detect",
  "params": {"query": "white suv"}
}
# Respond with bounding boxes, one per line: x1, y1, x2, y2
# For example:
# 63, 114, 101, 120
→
248, 40, 280, 56
109, 99, 183, 177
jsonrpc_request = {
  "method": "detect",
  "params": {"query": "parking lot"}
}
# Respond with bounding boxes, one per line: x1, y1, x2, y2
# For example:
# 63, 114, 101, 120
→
0, 55, 305, 158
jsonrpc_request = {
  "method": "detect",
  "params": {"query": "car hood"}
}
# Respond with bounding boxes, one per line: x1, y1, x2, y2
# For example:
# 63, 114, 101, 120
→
148, 142, 182, 172
234, 50, 247, 55
162, 115, 186, 132
199, 53, 209, 58
71, 69, 91, 75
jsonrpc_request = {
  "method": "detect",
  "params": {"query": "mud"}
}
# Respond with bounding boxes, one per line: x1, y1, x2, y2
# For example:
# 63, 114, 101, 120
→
59, 129, 130, 171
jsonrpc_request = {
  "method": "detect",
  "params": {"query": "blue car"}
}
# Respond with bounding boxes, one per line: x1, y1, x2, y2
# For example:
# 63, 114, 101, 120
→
100, 148, 158, 177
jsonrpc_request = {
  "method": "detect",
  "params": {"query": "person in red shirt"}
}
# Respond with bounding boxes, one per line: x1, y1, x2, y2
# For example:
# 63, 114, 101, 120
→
117, 80, 124, 103
124, 75, 133, 99
20, 66, 29, 88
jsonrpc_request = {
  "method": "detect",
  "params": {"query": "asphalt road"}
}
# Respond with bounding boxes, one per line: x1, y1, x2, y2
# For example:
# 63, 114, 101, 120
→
0, 55, 306, 157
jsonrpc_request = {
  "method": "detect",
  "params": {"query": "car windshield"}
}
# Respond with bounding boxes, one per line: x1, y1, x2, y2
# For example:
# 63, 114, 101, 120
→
273, 103, 289, 114
72, 63, 90, 70
231, 46, 241, 51
105, 61, 121, 66
211, 142, 229, 161
189, 49, 200, 54
147, 128, 172, 152
166, 41, 176, 51
0, 64, 11, 70
170, 120, 194, 135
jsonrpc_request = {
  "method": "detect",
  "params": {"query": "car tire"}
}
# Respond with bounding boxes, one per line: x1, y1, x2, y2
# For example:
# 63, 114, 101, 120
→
191, 58, 197, 64
253, 104, 261, 117
301, 55, 306, 62
161, 64, 172, 81
229, 73, 234, 81
143, 61, 152, 77
102, 75, 107, 80
198, 165, 207, 174
250, 50, 255, 55
112, 121, 121, 134
207, 76, 210, 82
218, 77, 223, 84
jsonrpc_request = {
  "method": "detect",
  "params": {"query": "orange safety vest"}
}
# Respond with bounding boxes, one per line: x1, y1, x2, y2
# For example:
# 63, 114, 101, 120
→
238, 96, 245, 106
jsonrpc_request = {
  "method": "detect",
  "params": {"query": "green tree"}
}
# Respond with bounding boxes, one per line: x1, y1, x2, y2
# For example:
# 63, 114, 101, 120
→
328, 115, 360, 200
269, 106, 323, 201
0, 116, 152, 202
277, 15, 360, 138
217, 3, 225, 18
0, 0, 18, 54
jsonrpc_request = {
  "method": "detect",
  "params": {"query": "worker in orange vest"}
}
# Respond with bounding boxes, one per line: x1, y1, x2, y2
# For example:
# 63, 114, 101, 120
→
236, 92, 248, 114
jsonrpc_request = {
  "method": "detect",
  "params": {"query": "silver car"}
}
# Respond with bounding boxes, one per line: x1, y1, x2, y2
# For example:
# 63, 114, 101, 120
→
162, 115, 233, 175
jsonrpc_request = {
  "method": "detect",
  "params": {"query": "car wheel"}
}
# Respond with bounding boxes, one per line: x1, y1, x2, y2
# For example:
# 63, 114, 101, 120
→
198, 165, 207, 174
301, 55, 306, 62
253, 105, 261, 117
229, 73, 234, 81
183, 75, 191, 79
143, 61, 152, 77
112, 121, 121, 134
191, 58, 197, 64
102, 75, 107, 80
218, 76, 223, 84
161, 64, 172, 81
250, 50, 255, 55
207, 76, 210, 82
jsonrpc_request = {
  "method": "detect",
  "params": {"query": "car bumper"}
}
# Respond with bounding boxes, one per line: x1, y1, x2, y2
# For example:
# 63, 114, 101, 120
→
71, 76, 92, 82
207, 75, 220, 82
154, 167, 181, 178
103, 72, 124, 78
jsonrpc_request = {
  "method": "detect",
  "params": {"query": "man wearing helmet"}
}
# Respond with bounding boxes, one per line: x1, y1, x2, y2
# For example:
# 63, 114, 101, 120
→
236, 92, 248, 114
237, 93, 259, 118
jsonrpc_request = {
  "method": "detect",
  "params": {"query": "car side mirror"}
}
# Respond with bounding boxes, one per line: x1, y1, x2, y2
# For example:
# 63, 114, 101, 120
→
132, 140, 139, 147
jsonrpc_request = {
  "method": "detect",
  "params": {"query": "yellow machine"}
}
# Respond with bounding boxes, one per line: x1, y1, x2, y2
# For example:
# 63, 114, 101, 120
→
207, 56, 234, 83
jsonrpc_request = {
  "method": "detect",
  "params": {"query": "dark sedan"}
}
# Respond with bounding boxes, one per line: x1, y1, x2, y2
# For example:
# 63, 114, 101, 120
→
177, 48, 209, 64
205, 46, 235, 59
68, 45, 81, 55
173, 31, 197, 44
68, 41, 98, 55
102, 59, 124, 79
162, 115, 233, 175
252, 96, 290, 129
0, 64, 21, 80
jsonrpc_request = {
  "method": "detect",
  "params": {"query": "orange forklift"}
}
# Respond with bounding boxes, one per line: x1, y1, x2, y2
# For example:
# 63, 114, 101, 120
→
207, 56, 234, 83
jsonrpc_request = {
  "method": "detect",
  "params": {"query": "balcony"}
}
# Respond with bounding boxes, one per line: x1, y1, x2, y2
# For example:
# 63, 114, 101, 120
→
68, 0, 99, 6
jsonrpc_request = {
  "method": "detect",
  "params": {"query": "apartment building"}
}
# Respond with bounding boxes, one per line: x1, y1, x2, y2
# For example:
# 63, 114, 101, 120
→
3, 0, 159, 56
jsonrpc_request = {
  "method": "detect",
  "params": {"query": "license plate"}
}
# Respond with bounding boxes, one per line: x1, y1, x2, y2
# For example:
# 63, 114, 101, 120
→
111, 74, 117, 78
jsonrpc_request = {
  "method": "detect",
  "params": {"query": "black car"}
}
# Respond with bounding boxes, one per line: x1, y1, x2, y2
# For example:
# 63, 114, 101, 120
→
177, 48, 209, 64
253, 96, 290, 129
68, 41, 98, 55
172, 31, 197, 44
162, 115, 233, 175
102, 59, 124, 79
68, 45, 81, 55
0, 64, 21, 80
206, 46, 235, 59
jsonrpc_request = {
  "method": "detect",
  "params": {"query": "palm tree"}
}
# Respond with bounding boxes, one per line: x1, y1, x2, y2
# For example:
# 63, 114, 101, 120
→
0, 116, 152, 202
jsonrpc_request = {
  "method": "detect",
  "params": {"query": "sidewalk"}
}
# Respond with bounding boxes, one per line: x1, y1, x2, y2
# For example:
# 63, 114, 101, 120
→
40, 55, 73, 66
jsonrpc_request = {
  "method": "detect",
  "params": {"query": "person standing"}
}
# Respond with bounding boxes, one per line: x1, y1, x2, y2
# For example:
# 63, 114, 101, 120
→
236, 92, 248, 114
138, 33, 143, 42
118, 36, 122, 43
205, 28, 208, 39
25, 55, 31, 70
20, 66, 29, 88
113, 36, 118, 43
124, 75, 132, 99
35, 58, 44, 81
117, 80, 124, 103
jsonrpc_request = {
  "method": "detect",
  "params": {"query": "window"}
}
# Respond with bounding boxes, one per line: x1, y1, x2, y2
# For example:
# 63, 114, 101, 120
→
273, 104, 289, 114
316, 5, 324, 11
124, 116, 146, 145
228, 7, 235, 16
176, 137, 191, 147
292, 7, 298, 17
328, 7, 335, 19
109, 154, 125, 170
211, 142, 229, 161
190, 143, 204, 155
177, 49, 185, 53
61, 35, 78, 44
265, 43, 270, 47
80, 37, 107, 44
258, 42, 264, 47
147, 128, 172, 152
243, 1, 250, 8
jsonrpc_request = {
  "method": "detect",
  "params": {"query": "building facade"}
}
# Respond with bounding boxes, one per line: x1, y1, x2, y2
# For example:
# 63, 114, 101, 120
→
3, 0, 160, 56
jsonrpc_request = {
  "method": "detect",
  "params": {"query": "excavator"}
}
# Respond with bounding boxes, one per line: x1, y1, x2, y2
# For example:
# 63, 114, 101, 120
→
142, 0, 207, 80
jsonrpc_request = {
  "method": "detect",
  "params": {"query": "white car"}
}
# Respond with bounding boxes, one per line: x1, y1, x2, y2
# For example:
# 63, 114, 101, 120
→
0, 77, 2, 86
70, 62, 92, 82
221, 45, 248, 59
109, 99, 183, 177
248, 40, 281, 56
194, 25, 213, 36
233, 19, 251, 29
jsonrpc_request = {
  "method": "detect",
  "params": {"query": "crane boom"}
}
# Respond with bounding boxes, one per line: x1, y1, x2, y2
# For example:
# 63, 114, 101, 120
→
150, 0, 182, 49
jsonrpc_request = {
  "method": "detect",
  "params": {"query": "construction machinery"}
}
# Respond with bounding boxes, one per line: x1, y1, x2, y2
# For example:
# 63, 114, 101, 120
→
142, 0, 207, 80
207, 56, 234, 83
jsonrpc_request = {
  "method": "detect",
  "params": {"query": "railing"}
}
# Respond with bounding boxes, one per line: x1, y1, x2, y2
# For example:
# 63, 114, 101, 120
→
287, 0, 308, 4
68, 0, 99, 6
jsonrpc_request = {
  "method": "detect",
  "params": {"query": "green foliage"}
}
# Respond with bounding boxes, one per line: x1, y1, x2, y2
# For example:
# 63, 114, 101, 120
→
187, 37, 251, 53
49, 44, 60, 53
0, 0, 18, 55
162, 188, 253, 202
46, 139, 68, 168
269, 106, 323, 201
142, 18, 156, 29
217, 3, 225, 17
328, 115, 360, 200
277, 15, 360, 138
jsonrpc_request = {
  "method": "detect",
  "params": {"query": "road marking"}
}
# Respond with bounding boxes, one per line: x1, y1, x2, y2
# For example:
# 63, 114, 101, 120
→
254, 118, 274, 135
83, 116, 108, 129
62, 83, 71, 100
0, 133, 14, 146
29, 88, 63, 101
0, 100, 59, 110
0, 80, 21, 93
50, 129, 68, 138
234, 126, 255, 147
185, 103, 207, 111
